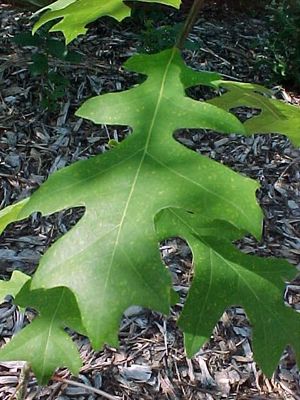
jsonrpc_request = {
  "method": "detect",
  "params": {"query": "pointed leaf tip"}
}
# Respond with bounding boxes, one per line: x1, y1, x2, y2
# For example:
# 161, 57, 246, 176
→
0, 283, 83, 384
0, 271, 30, 303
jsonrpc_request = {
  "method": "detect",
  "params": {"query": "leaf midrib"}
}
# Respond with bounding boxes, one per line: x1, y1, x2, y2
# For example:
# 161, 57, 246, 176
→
40, 289, 65, 381
101, 47, 178, 306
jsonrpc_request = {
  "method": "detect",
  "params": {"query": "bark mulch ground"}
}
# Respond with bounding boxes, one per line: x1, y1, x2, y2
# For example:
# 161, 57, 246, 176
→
0, 3, 299, 399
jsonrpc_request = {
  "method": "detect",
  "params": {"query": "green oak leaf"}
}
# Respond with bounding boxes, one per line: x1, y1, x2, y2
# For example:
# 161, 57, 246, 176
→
0, 282, 84, 384
0, 48, 263, 351
156, 208, 300, 376
0, 199, 29, 234
33, 0, 181, 43
0, 271, 30, 302
209, 81, 300, 146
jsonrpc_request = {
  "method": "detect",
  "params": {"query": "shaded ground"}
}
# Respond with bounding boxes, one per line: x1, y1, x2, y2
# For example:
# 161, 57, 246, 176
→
0, 3, 300, 399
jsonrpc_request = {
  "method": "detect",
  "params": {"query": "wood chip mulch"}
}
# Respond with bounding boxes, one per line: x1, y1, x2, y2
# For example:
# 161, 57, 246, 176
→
0, 4, 299, 399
